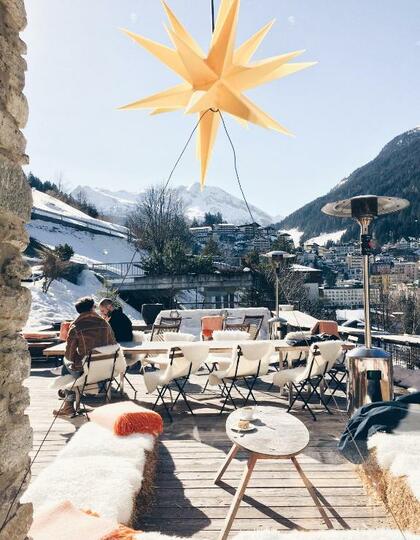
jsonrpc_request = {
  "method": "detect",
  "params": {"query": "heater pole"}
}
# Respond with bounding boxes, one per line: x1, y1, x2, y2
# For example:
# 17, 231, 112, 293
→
275, 266, 279, 319
359, 216, 373, 349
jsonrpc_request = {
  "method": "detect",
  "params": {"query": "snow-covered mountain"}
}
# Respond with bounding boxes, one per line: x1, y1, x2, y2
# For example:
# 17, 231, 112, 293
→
71, 183, 277, 226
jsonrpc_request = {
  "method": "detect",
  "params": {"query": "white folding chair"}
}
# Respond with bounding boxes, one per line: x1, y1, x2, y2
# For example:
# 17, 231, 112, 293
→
144, 343, 209, 420
202, 330, 251, 393
273, 341, 342, 420
50, 344, 124, 416
208, 341, 273, 414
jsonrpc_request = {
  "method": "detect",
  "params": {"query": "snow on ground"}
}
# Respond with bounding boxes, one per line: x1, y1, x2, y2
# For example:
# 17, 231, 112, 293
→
305, 229, 347, 246
279, 228, 304, 247
32, 189, 127, 235
24, 269, 140, 328
27, 220, 139, 266
336, 309, 365, 322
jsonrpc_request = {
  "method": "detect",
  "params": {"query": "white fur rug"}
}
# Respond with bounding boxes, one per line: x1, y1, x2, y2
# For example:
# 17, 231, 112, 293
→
58, 421, 154, 467
368, 405, 420, 500
22, 422, 156, 524
22, 455, 142, 524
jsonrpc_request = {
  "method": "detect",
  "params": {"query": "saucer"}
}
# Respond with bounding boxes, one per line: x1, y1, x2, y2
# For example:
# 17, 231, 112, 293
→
231, 423, 256, 433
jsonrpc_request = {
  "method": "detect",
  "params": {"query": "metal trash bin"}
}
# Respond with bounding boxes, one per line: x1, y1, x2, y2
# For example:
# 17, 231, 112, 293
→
346, 346, 393, 416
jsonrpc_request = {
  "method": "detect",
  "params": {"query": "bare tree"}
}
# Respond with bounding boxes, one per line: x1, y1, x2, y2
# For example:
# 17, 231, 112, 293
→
126, 184, 191, 253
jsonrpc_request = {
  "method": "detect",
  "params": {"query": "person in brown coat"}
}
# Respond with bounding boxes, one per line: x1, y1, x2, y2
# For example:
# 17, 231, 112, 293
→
54, 296, 116, 417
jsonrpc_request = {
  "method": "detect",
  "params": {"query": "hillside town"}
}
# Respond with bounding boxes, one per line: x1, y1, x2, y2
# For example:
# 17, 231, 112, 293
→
190, 217, 419, 321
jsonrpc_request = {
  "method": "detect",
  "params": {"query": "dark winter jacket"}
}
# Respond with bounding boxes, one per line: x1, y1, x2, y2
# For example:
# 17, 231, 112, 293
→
109, 307, 133, 343
65, 311, 116, 371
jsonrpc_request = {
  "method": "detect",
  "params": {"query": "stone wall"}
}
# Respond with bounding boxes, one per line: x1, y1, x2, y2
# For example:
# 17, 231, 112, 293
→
0, 0, 33, 538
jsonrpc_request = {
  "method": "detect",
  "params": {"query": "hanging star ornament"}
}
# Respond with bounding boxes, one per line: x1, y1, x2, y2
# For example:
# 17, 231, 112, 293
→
119, 0, 316, 188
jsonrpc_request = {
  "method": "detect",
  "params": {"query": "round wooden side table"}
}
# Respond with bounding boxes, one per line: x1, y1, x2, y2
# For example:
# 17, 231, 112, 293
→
215, 406, 333, 540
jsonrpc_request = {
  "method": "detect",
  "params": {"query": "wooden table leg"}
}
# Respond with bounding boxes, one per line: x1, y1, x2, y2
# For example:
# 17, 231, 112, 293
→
218, 453, 257, 540
214, 444, 239, 484
291, 456, 333, 529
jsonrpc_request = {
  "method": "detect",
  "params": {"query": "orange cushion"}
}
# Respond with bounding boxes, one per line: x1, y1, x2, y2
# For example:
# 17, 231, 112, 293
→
89, 402, 163, 437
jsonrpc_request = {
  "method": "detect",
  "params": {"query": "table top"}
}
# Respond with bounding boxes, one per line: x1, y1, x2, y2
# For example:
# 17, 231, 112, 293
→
226, 406, 310, 458
43, 338, 354, 357
43, 339, 310, 357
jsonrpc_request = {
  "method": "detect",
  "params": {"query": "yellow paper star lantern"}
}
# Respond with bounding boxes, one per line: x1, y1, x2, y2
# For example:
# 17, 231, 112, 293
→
120, 0, 316, 188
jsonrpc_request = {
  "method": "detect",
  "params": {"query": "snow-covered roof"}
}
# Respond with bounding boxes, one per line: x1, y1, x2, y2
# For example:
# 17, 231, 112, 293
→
292, 263, 321, 273
276, 310, 318, 329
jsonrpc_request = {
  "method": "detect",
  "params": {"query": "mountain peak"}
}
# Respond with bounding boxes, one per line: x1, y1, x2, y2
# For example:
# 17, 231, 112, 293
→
71, 183, 276, 226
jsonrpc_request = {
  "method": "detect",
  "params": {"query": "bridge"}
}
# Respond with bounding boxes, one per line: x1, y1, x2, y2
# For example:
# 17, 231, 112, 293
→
91, 261, 253, 305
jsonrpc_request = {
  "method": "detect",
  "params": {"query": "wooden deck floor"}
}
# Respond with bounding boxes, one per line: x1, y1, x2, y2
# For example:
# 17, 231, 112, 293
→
26, 362, 391, 538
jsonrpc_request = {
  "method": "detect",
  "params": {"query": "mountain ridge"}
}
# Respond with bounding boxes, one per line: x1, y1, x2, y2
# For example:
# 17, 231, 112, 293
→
277, 127, 420, 243
72, 182, 278, 226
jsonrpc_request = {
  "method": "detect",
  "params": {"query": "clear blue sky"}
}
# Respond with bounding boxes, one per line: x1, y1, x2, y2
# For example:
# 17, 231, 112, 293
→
23, 0, 420, 217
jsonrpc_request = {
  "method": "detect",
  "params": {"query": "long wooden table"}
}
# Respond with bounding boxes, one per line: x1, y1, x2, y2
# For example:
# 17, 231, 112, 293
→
43, 339, 353, 367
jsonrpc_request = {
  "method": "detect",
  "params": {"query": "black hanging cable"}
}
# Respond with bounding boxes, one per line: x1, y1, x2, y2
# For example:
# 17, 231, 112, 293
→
211, 0, 215, 32
116, 108, 213, 293
218, 110, 256, 225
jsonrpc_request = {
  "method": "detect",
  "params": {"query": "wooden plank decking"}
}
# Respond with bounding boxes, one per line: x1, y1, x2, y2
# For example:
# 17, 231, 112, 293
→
26, 362, 392, 538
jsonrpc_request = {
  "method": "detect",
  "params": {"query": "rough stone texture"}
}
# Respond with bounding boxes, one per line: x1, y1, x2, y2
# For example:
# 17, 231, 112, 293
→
0, 0, 33, 538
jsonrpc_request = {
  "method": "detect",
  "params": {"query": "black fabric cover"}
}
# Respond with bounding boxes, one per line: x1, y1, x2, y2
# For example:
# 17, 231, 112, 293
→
286, 333, 340, 347
109, 307, 133, 343
338, 391, 420, 463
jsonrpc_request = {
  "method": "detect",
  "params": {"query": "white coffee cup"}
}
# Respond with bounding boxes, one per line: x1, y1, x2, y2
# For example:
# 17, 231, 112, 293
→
240, 406, 255, 421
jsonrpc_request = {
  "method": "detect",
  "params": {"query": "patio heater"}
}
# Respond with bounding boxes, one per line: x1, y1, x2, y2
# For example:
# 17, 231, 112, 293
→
322, 195, 409, 414
263, 250, 295, 339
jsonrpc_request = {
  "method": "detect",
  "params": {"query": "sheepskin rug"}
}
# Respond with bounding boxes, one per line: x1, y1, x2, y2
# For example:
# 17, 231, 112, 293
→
58, 421, 154, 467
22, 455, 143, 524
22, 422, 157, 524
368, 409, 420, 501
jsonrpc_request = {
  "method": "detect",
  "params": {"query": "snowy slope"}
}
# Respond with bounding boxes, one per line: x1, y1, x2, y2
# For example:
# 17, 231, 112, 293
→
72, 183, 275, 226
32, 189, 128, 236
27, 219, 138, 266
279, 228, 304, 247
24, 269, 140, 327
305, 229, 346, 246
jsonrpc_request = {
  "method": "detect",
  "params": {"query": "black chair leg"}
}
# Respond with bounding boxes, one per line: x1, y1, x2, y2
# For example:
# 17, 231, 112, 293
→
172, 378, 194, 415
288, 383, 317, 421
219, 379, 236, 414
243, 376, 258, 405
153, 385, 173, 421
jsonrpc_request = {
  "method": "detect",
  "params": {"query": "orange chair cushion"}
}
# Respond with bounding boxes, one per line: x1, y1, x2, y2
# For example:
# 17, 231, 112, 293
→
89, 402, 163, 437
311, 320, 339, 338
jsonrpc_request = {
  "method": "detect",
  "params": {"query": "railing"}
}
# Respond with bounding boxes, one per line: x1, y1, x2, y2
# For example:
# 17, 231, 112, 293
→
31, 208, 129, 239
378, 339, 420, 370
339, 326, 420, 370
91, 261, 145, 279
